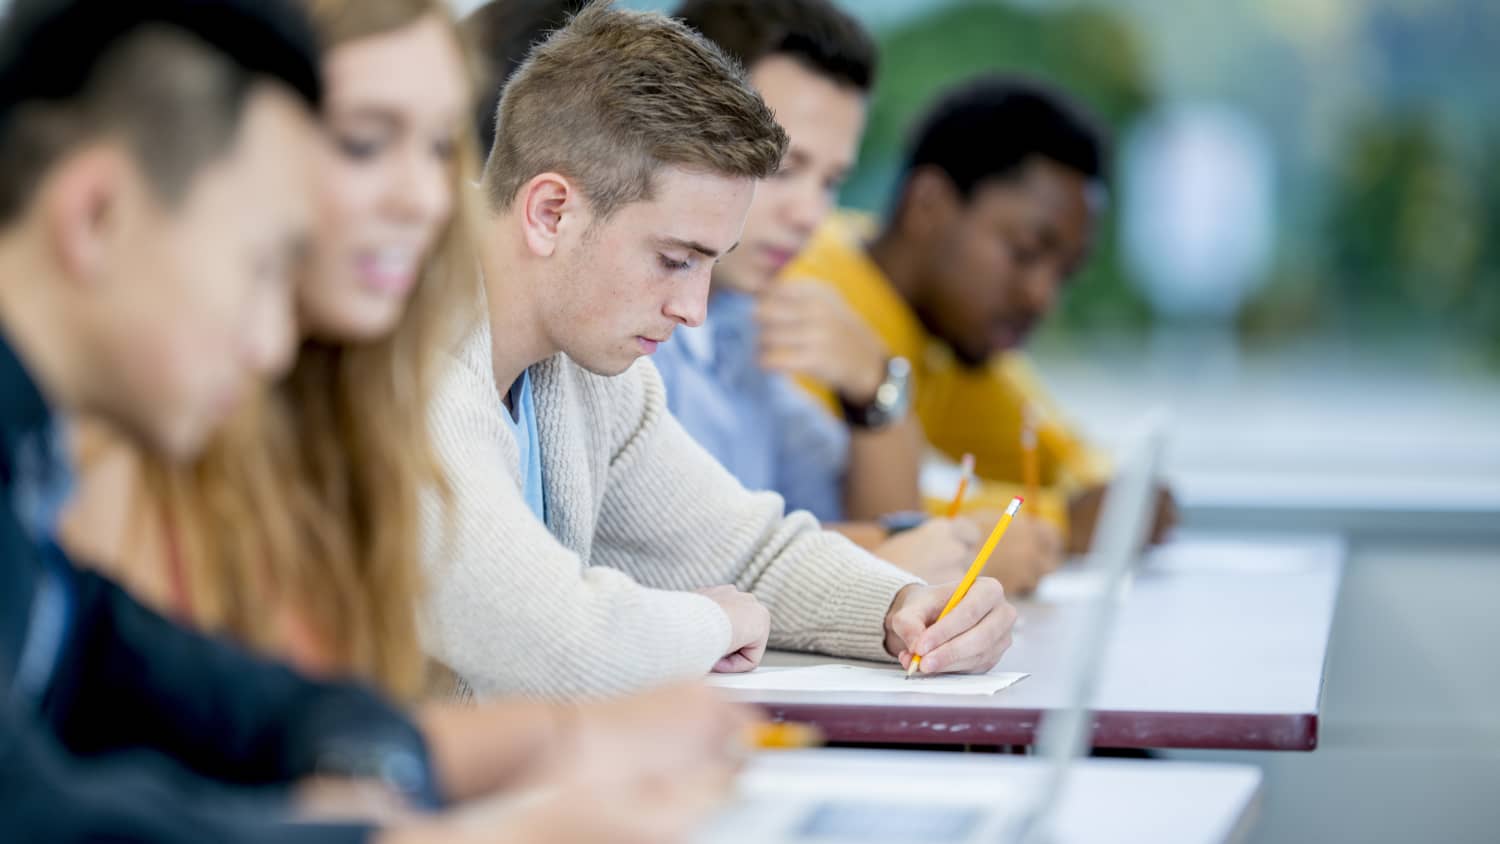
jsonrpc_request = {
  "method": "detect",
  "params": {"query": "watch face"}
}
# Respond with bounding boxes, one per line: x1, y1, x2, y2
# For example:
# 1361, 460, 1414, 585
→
844, 356, 913, 429
879, 356, 912, 415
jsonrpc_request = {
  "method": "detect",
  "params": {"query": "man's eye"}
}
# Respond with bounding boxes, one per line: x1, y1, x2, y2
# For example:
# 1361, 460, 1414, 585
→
659, 254, 693, 271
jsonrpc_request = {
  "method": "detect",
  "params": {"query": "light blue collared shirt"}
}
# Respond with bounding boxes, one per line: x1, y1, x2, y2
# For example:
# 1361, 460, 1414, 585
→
655, 291, 848, 522
501, 370, 545, 523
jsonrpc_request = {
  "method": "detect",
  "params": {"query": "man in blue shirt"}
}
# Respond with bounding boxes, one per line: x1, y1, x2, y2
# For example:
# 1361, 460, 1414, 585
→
658, 288, 849, 521
656, 0, 981, 582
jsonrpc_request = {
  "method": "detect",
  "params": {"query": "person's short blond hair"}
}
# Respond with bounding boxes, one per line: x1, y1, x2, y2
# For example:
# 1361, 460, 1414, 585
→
482, 0, 787, 218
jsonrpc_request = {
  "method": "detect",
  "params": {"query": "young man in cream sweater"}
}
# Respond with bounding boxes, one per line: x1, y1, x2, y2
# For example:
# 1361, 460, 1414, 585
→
424, 2, 1018, 698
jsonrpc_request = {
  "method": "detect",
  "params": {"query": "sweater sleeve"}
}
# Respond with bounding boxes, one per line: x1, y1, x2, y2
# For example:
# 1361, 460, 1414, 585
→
589, 361, 921, 663
421, 354, 734, 699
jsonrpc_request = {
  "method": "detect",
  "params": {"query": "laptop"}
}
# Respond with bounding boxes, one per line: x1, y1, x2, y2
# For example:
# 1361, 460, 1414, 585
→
697, 413, 1170, 844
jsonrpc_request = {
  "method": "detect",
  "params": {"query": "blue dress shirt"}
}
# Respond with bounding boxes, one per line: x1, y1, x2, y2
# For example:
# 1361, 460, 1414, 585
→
655, 290, 848, 522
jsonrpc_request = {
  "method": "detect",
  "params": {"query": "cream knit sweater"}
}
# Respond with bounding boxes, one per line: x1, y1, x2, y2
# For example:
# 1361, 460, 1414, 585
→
421, 319, 921, 698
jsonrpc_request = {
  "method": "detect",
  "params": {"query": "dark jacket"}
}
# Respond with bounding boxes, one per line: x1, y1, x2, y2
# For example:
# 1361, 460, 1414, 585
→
0, 331, 434, 842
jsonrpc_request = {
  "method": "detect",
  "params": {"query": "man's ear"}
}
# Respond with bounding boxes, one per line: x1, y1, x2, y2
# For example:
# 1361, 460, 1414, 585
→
517, 171, 585, 259
43, 144, 135, 288
899, 165, 961, 242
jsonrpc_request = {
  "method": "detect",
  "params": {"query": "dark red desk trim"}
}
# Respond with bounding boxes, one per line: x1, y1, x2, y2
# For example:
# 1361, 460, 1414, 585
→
754, 703, 1319, 751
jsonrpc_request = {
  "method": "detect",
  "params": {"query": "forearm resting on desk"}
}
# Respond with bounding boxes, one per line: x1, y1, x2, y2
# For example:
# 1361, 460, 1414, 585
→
416, 683, 757, 804
416, 700, 562, 803
842, 416, 924, 520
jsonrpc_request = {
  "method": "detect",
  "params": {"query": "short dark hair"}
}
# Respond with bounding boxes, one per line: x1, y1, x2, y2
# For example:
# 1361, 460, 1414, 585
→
461, 0, 592, 155
0, 0, 323, 223
673, 0, 876, 94
902, 74, 1107, 205
483, 1, 787, 219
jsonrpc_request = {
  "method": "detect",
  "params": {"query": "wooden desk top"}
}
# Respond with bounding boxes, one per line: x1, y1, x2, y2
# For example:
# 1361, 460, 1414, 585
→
731, 533, 1345, 751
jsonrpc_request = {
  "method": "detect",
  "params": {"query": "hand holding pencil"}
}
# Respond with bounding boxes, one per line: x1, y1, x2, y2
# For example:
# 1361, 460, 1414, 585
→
881, 497, 1023, 677
907, 496, 1025, 677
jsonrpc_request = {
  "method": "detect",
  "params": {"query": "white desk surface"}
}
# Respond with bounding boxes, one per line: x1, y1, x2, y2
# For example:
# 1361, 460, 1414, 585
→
1175, 471, 1500, 514
732, 532, 1346, 750
702, 748, 1263, 844
1175, 472, 1500, 538
1031, 357, 1500, 536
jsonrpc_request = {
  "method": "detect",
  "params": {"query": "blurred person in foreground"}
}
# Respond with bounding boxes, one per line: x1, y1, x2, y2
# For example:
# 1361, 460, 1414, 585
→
1, 1, 744, 841
61, 0, 752, 835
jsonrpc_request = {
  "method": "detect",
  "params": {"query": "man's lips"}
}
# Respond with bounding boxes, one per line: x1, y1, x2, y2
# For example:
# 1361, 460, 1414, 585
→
636, 334, 670, 354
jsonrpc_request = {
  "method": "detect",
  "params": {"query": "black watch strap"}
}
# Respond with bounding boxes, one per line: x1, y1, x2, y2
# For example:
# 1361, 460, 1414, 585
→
840, 356, 911, 430
840, 393, 882, 429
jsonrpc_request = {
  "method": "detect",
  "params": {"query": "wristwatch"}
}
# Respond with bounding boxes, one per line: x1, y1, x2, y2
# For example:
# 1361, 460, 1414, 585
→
841, 355, 912, 430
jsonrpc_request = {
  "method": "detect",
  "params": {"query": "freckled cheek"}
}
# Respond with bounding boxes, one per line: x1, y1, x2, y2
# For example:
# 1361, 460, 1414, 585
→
601, 273, 661, 318
566, 288, 623, 339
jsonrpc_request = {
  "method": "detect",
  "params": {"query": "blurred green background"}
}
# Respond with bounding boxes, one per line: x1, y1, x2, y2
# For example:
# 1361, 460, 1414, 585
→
606, 0, 1500, 371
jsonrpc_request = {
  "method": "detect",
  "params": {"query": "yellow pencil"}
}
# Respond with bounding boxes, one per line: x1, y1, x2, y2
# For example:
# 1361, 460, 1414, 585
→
1022, 405, 1040, 504
747, 721, 824, 750
907, 496, 1025, 678
944, 453, 976, 519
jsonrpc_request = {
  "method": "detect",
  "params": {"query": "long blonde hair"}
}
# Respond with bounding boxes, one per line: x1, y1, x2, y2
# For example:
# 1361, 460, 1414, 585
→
143, 0, 479, 700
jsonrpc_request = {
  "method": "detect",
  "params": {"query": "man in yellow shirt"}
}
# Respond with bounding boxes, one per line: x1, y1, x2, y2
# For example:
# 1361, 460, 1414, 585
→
787, 75, 1176, 552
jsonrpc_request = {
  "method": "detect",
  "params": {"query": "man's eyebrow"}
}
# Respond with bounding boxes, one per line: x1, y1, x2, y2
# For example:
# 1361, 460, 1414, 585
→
658, 236, 738, 259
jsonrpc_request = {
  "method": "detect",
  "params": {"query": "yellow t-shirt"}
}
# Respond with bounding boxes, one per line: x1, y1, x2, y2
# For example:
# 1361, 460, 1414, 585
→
785, 211, 1110, 531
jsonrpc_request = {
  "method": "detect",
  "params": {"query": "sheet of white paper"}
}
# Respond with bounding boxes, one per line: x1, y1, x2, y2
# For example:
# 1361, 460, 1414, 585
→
705, 664, 1028, 695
